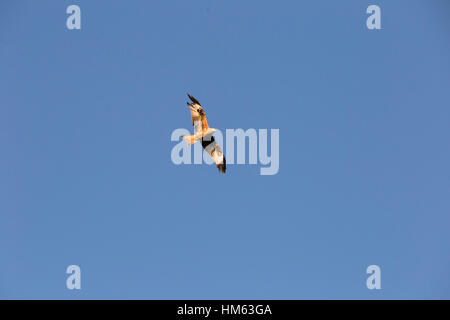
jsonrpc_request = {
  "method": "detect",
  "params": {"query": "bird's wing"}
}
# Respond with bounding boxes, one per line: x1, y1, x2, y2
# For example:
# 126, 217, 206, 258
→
187, 94, 209, 135
202, 138, 226, 174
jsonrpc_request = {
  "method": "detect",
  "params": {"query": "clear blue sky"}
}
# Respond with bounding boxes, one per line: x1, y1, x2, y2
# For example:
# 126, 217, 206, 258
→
1, 0, 450, 299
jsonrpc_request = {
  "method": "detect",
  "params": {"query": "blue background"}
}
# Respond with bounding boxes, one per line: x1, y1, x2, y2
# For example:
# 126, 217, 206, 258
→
1, 0, 449, 299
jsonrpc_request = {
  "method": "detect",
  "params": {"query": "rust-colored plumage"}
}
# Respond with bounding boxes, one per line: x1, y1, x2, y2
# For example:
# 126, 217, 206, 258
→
181, 94, 226, 173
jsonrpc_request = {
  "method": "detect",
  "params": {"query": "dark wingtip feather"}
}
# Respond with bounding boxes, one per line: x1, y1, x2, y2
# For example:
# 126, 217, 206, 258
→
187, 94, 201, 106
217, 157, 226, 174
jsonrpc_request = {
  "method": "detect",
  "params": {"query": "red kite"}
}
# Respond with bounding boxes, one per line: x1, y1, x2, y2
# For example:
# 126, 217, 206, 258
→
181, 94, 226, 173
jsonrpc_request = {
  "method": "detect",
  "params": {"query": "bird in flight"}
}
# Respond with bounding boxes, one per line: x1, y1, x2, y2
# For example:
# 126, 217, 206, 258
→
181, 94, 226, 173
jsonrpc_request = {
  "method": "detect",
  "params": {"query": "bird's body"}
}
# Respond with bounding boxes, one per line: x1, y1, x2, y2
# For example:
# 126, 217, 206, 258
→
182, 127, 216, 146
181, 94, 226, 173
